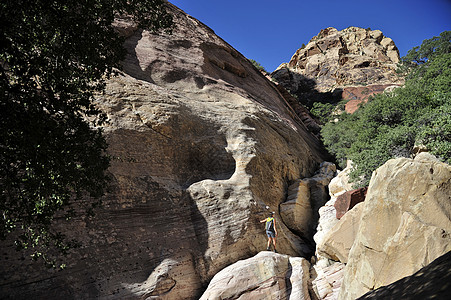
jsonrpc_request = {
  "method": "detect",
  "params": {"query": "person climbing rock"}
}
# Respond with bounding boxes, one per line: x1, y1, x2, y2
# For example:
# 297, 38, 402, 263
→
260, 211, 277, 252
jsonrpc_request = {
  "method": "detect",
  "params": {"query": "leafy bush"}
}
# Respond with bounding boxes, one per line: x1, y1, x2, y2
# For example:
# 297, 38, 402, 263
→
321, 31, 450, 187
311, 102, 336, 123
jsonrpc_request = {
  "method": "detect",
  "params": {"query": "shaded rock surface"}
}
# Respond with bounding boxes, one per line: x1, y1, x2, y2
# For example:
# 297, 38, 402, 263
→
0, 3, 328, 300
339, 153, 451, 299
280, 162, 336, 243
357, 251, 451, 300
199, 252, 311, 300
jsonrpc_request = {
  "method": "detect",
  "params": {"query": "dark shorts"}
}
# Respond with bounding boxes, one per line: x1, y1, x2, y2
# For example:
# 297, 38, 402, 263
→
266, 230, 276, 238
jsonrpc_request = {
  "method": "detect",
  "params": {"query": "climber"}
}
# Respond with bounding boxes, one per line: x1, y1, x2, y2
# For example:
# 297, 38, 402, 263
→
260, 211, 277, 252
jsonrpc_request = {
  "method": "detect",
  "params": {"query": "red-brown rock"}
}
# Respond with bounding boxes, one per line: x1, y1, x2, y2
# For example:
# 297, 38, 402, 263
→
343, 84, 401, 113
334, 187, 367, 219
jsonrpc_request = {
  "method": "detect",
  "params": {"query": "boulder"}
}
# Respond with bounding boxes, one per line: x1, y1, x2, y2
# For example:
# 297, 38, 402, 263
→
199, 252, 311, 300
317, 202, 364, 263
310, 162, 354, 300
334, 187, 367, 219
339, 153, 451, 299
0, 3, 329, 299
328, 160, 354, 198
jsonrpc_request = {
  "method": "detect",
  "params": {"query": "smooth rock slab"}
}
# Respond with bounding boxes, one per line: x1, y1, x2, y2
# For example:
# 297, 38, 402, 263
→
199, 252, 311, 300
318, 202, 364, 263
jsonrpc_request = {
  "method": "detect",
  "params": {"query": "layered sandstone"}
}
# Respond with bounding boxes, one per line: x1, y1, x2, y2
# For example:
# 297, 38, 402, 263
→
339, 153, 451, 299
0, 3, 328, 299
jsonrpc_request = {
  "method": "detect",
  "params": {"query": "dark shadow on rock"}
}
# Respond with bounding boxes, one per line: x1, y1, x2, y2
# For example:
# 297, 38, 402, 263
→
271, 67, 343, 110
285, 260, 293, 299
358, 251, 451, 299
120, 29, 156, 84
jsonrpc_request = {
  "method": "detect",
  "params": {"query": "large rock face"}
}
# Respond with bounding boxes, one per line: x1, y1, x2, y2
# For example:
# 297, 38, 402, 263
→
339, 153, 451, 299
0, 4, 328, 300
272, 27, 404, 108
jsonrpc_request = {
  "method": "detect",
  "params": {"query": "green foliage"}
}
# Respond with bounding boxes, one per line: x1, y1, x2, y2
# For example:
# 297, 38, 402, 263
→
0, 0, 173, 267
402, 31, 451, 65
310, 102, 335, 123
321, 31, 451, 187
249, 59, 267, 72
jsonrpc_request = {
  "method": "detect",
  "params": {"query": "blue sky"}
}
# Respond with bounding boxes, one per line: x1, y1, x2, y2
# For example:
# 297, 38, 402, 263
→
169, 0, 451, 72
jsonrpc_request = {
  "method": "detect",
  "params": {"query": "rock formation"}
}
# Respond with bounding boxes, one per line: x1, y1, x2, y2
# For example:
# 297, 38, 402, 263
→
310, 161, 353, 300
2, 3, 449, 300
317, 202, 364, 264
280, 162, 336, 243
311, 261, 346, 300
0, 3, 329, 299
313, 161, 353, 251
199, 252, 311, 300
271, 27, 404, 110
339, 153, 451, 299
357, 251, 451, 299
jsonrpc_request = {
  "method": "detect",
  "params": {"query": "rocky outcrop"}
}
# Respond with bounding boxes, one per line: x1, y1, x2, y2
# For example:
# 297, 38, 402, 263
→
334, 187, 367, 219
339, 153, 451, 299
0, 3, 329, 300
271, 27, 404, 109
199, 252, 311, 300
342, 84, 399, 113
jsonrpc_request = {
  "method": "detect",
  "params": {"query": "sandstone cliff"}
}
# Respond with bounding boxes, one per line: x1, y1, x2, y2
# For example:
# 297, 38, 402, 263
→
272, 27, 404, 111
0, 3, 329, 299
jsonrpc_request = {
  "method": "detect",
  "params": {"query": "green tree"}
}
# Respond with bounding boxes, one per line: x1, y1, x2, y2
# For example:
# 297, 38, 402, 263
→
321, 31, 450, 187
249, 59, 267, 72
0, 0, 173, 267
